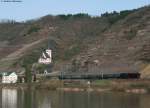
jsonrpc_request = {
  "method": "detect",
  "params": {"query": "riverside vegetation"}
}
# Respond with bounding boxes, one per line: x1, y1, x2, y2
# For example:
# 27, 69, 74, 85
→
1, 79, 150, 94
36, 79, 150, 94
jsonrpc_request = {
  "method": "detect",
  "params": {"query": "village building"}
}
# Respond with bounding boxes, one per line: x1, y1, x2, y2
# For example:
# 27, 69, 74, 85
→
2, 72, 18, 83
38, 49, 52, 64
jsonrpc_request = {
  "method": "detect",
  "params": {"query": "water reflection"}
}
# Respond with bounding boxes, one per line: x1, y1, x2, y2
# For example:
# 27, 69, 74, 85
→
58, 92, 141, 108
0, 88, 150, 108
36, 90, 52, 108
2, 89, 17, 108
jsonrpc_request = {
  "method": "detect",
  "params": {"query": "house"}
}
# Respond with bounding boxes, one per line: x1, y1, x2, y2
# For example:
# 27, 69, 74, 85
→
38, 49, 52, 64
2, 72, 18, 83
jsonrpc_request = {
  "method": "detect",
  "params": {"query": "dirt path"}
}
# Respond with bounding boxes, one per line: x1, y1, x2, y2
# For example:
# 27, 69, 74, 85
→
0, 38, 47, 62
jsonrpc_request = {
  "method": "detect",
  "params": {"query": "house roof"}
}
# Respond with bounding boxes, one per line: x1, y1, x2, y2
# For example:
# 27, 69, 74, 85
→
2, 72, 16, 76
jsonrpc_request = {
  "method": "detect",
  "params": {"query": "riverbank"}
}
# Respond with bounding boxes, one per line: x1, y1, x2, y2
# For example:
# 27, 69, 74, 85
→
31, 79, 150, 94
0, 83, 38, 90
1, 79, 150, 94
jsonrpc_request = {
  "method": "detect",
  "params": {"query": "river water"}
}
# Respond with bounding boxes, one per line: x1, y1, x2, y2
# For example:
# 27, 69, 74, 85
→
0, 88, 150, 108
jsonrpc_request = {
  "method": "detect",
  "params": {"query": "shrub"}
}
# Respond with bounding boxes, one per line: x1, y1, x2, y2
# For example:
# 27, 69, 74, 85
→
125, 29, 137, 40
27, 25, 40, 35
64, 45, 81, 60
101, 10, 133, 25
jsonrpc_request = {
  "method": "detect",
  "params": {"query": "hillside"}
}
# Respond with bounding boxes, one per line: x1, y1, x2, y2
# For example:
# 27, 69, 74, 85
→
0, 5, 150, 78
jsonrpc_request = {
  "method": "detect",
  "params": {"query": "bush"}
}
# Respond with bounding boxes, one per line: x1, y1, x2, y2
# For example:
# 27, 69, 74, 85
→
58, 13, 90, 20
58, 14, 73, 20
27, 25, 40, 35
125, 29, 137, 40
101, 10, 133, 25
64, 45, 81, 60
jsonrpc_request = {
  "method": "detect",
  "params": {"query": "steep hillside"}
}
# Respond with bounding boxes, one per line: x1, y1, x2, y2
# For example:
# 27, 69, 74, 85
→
0, 5, 150, 78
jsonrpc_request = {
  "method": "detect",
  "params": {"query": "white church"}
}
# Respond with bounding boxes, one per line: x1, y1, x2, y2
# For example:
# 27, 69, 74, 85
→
38, 49, 52, 64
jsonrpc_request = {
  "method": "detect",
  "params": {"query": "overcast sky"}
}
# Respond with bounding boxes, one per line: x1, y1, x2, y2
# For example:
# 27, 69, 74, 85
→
0, 0, 149, 21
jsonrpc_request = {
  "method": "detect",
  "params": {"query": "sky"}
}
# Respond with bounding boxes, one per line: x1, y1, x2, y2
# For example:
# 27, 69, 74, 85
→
0, 0, 149, 21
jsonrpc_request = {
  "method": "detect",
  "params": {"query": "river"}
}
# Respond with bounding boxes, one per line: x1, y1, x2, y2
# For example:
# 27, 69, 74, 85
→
0, 88, 150, 108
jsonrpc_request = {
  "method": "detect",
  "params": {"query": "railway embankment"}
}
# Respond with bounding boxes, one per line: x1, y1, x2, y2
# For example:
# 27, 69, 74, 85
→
30, 79, 150, 94
1, 79, 150, 94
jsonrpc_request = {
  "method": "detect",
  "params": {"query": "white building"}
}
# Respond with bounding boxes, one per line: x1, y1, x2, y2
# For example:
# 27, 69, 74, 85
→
38, 49, 52, 64
2, 72, 18, 83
